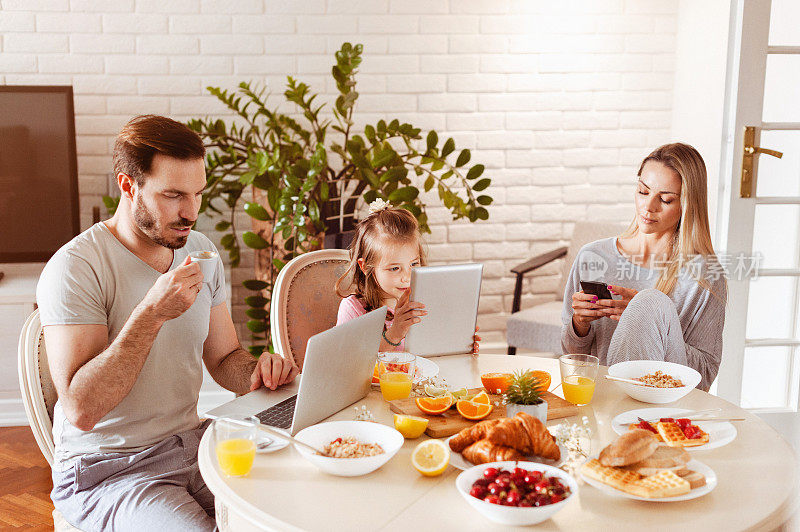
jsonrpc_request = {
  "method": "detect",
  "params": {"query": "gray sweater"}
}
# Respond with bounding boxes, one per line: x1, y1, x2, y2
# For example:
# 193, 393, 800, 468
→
560, 237, 727, 387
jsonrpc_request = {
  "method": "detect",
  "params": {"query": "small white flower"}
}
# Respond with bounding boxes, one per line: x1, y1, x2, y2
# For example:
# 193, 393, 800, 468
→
368, 198, 390, 214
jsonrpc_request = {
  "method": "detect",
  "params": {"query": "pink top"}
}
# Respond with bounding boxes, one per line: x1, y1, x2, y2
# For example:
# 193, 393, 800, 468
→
336, 295, 404, 351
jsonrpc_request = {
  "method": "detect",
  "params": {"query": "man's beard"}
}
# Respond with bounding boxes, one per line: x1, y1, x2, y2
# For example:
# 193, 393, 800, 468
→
133, 195, 193, 250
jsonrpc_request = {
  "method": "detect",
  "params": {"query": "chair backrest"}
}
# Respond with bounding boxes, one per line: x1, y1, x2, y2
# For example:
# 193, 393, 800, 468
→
17, 309, 57, 465
557, 221, 629, 301
270, 249, 351, 370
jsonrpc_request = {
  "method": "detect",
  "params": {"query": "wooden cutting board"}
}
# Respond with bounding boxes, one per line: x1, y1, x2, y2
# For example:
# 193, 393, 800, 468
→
389, 388, 578, 438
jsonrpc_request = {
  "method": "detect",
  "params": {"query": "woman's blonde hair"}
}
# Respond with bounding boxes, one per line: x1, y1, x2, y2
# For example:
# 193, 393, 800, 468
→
621, 142, 719, 296
335, 206, 426, 311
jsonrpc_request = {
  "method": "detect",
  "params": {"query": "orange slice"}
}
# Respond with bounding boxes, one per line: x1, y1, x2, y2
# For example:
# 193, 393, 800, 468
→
470, 390, 491, 405
456, 399, 493, 420
481, 372, 512, 394
415, 395, 453, 415
530, 370, 551, 393
371, 361, 387, 384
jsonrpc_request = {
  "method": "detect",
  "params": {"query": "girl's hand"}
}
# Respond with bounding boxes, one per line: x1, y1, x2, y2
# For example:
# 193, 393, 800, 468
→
471, 326, 481, 356
385, 289, 426, 344
571, 290, 606, 337
596, 285, 638, 321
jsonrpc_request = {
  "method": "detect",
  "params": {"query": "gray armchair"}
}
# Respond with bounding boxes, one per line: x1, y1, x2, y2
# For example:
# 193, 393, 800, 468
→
506, 221, 627, 356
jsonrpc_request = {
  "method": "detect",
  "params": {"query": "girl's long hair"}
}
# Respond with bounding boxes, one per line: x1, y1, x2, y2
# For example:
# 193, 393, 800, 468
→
335, 207, 426, 311
620, 142, 719, 296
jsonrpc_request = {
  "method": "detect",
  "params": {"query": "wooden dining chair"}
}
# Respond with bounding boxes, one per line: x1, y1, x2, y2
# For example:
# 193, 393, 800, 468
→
17, 309, 84, 532
270, 249, 351, 370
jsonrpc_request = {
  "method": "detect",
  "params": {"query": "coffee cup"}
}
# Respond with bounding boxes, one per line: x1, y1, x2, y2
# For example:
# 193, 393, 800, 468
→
189, 250, 218, 283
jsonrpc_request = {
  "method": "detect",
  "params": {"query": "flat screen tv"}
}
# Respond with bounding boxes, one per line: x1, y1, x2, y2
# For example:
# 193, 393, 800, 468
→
0, 86, 80, 262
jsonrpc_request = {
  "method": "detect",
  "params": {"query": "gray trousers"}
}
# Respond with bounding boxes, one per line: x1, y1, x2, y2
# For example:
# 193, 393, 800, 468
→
52, 421, 216, 532
607, 288, 689, 369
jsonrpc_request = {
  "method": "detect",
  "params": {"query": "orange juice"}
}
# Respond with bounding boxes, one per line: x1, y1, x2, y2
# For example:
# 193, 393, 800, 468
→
216, 438, 256, 476
562, 375, 595, 405
380, 372, 413, 401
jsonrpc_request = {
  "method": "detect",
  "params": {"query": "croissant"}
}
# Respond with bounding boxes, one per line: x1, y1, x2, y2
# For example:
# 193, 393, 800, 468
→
449, 418, 501, 453
484, 413, 560, 461
462, 439, 525, 465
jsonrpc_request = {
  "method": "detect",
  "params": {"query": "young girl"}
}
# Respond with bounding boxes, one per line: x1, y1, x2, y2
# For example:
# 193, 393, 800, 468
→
336, 200, 480, 354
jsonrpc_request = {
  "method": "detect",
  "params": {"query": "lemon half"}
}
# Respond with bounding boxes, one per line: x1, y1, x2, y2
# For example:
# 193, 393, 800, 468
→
411, 439, 450, 477
393, 414, 429, 439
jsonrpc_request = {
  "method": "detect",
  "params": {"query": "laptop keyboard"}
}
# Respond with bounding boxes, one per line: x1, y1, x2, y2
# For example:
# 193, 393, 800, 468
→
255, 395, 297, 430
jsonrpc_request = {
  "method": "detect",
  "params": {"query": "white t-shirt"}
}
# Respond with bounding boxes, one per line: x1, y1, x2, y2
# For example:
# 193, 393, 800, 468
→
36, 222, 226, 467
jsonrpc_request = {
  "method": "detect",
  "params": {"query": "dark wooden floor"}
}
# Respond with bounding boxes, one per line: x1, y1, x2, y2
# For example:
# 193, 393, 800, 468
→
0, 426, 55, 530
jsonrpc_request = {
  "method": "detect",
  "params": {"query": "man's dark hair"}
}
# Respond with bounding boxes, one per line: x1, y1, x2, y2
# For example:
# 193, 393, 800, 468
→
112, 115, 205, 186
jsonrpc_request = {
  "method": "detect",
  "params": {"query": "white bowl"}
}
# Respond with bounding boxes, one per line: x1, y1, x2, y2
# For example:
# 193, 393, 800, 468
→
293, 421, 403, 477
455, 461, 577, 526
607, 360, 701, 404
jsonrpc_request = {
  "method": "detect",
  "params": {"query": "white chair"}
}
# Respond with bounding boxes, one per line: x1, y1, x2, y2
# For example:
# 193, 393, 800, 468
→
17, 309, 83, 532
270, 249, 350, 370
506, 221, 627, 355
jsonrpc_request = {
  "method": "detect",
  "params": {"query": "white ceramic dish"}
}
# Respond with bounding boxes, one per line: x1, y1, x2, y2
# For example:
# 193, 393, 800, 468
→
607, 360, 700, 404
293, 421, 403, 477
256, 427, 290, 454
445, 433, 567, 470
455, 461, 577, 525
610, 407, 737, 451
580, 458, 717, 502
371, 355, 439, 386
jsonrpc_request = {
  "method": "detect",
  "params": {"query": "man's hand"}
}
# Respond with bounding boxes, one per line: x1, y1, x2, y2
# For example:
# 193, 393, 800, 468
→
141, 257, 203, 322
249, 352, 300, 391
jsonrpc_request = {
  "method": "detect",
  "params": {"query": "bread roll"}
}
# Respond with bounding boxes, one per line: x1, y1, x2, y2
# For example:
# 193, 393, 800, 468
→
598, 429, 659, 467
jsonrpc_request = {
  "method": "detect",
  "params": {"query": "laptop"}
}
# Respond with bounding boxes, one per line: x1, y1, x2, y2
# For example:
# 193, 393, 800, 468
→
404, 263, 483, 357
206, 306, 387, 435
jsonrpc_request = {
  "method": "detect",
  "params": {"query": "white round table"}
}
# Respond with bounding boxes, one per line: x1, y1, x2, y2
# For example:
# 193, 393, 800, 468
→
199, 355, 798, 531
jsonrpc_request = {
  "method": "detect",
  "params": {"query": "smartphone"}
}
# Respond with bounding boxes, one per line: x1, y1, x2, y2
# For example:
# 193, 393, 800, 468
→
580, 280, 613, 300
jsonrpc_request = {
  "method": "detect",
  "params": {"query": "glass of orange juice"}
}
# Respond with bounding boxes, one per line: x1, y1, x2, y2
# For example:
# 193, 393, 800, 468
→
213, 416, 257, 477
559, 354, 599, 406
380, 372, 413, 401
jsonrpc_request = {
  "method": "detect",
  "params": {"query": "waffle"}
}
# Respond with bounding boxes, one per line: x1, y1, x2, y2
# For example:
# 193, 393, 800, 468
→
656, 422, 709, 447
581, 459, 643, 491
628, 423, 664, 442
626, 469, 691, 498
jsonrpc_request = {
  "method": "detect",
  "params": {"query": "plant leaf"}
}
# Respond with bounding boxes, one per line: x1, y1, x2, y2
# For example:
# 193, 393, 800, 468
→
242, 279, 269, 291
466, 164, 484, 180
456, 149, 471, 167
472, 178, 491, 192
426, 130, 437, 152
242, 231, 268, 249
244, 202, 269, 221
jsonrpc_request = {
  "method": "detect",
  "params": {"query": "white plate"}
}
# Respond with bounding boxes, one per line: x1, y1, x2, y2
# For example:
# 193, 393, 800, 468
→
256, 427, 290, 454
445, 432, 566, 470
611, 408, 737, 451
580, 458, 717, 502
371, 356, 440, 386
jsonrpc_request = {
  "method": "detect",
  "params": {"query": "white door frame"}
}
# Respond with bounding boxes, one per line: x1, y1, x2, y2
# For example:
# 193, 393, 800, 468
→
715, 0, 772, 404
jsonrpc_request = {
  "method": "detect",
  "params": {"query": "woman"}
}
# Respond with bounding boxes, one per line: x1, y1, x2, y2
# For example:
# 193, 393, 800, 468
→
561, 143, 726, 390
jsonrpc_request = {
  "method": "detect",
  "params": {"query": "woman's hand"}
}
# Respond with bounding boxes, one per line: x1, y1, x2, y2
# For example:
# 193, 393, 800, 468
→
571, 290, 606, 337
596, 285, 639, 321
385, 289, 426, 345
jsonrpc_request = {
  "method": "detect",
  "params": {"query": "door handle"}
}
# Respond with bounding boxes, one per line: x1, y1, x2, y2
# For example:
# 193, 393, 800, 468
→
741, 126, 784, 198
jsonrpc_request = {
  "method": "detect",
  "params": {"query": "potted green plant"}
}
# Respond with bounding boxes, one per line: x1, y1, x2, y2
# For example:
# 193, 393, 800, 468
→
105, 42, 493, 356
504, 370, 548, 423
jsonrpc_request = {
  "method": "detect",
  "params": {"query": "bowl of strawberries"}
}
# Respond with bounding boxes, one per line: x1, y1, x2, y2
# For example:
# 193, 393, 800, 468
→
455, 461, 577, 525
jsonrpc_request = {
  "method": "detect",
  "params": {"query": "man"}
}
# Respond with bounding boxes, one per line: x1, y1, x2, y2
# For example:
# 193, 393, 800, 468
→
37, 115, 298, 531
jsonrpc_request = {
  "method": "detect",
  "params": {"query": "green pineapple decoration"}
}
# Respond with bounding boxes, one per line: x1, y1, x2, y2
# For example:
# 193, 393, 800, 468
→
504, 370, 545, 406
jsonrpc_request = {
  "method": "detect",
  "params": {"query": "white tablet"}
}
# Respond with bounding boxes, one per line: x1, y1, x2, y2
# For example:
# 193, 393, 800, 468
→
404, 263, 483, 357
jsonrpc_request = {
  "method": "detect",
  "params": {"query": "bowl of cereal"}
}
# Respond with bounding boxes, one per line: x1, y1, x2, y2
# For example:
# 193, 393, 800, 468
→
293, 420, 404, 476
607, 360, 701, 404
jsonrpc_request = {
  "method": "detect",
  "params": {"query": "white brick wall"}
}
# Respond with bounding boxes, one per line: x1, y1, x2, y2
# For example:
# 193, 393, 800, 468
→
0, 0, 678, 346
